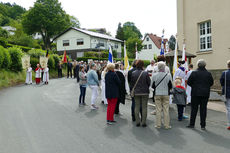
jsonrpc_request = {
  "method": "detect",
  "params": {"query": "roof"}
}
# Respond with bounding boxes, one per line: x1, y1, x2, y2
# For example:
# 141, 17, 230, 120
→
165, 50, 196, 58
53, 27, 123, 43
145, 33, 168, 49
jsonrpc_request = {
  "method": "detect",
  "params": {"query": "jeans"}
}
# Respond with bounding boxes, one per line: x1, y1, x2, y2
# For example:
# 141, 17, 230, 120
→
177, 105, 185, 120
134, 95, 148, 125
79, 85, 86, 104
226, 98, 230, 126
155, 95, 170, 127
89, 85, 98, 105
189, 96, 208, 127
107, 98, 118, 121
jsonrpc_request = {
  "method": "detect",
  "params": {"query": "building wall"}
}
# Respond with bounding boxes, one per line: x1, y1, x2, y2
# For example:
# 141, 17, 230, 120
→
177, 0, 230, 70
139, 35, 160, 61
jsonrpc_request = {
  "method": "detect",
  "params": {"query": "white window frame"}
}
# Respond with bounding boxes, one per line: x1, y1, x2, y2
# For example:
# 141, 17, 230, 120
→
148, 44, 152, 49
63, 40, 69, 46
77, 38, 84, 45
146, 37, 149, 41
199, 21, 212, 52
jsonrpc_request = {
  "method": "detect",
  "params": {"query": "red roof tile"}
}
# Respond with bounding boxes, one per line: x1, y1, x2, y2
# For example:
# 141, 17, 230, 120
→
147, 34, 168, 49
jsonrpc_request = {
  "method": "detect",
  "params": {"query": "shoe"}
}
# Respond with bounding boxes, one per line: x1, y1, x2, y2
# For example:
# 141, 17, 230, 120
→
142, 124, 147, 127
178, 119, 182, 121
136, 123, 140, 127
82, 103, 87, 106
186, 125, 194, 128
201, 127, 206, 130
101, 101, 104, 104
183, 115, 189, 119
107, 121, 113, 125
227, 126, 230, 130
165, 126, 172, 130
91, 105, 99, 110
155, 125, 161, 129
151, 111, 156, 115
110, 120, 116, 123
132, 117, 136, 122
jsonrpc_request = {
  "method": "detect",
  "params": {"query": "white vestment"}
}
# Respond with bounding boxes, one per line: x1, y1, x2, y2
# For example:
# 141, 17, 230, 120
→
185, 70, 193, 103
25, 67, 32, 84
173, 68, 186, 87
35, 68, 41, 78
43, 67, 49, 82
101, 71, 108, 104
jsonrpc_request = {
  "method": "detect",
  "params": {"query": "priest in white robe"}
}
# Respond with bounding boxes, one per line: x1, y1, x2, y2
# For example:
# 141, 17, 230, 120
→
25, 64, 32, 85
43, 66, 49, 84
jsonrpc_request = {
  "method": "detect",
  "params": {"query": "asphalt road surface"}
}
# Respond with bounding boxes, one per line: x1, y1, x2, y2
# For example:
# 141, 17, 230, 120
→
0, 78, 229, 153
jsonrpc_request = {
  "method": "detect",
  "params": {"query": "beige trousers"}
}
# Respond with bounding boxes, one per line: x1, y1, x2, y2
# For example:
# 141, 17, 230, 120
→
155, 95, 170, 127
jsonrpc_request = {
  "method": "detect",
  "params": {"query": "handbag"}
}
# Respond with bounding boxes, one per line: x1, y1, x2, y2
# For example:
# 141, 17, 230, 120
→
222, 71, 227, 102
130, 71, 144, 98
150, 73, 168, 92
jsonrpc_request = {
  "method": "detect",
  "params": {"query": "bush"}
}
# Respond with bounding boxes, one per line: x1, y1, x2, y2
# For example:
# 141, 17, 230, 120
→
2, 47, 11, 69
28, 49, 46, 58
8, 47, 23, 72
7, 44, 32, 52
30, 57, 39, 70
84, 51, 109, 58
0, 37, 7, 48
0, 46, 4, 68
48, 55, 55, 70
52, 54, 60, 70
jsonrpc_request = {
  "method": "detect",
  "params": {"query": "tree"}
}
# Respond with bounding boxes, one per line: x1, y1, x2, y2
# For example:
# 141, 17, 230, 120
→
22, 0, 72, 50
168, 35, 176, 50
115, 23, 124, 41
126, 37, 143, 58
69, 15, 80, 28
123, 22, 142, 40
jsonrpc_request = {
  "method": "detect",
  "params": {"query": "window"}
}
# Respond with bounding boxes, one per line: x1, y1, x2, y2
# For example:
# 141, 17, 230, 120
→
199, 21, 212, 51
63, 40, 69, 46
149, 44, 152, 49
77, 39, 84, 45
115, 43, 118, 49
144, 45, 147, 49
146, 37, 149, 41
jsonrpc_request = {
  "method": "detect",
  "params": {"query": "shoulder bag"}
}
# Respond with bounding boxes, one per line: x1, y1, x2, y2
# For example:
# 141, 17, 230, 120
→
130, 71, 144, 98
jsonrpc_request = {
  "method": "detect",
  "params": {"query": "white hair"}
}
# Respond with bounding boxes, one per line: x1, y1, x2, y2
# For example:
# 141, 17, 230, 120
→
158, 61, 166, 72
197, 59, 206, 68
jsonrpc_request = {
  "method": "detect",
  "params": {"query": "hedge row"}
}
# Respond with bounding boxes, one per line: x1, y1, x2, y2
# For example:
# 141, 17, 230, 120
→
0, 46, 22, 72
76, 57, 150, 67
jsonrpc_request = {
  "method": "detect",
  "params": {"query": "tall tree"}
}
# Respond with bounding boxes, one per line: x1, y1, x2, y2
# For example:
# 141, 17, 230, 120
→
126, 37, 143, 58
168, 35, 176, 50
115, 23, 124, 41
69, 15, 80, 28
22, 0, 72, 50
123, 22, 142, 40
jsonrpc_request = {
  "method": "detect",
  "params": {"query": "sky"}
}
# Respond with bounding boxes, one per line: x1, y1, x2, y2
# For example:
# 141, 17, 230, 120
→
1, 0, 177, 39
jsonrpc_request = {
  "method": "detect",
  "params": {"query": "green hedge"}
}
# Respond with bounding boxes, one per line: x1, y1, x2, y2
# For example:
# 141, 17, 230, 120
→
28, 49, 46, 58
7, 44, 32, 52
48, 55, 55, 70
52, 54, 60, 70
2, 47, 11, 69
8, 47, 23, 72
0, 46, 4, 68
30, 57, 39, 70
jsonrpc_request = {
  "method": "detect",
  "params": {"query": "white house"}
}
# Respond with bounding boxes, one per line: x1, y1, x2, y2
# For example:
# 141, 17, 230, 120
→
139, 34, 168, 61
53, 27, 123, 59
1, 26, 16, 35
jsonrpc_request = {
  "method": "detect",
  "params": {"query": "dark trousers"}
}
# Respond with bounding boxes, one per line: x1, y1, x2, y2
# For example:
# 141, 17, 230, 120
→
115, 101, 120, 114
58, 69, 62, 78
67, 69, 72, 78
177, 105, 185, 120
79, 85, 86, 104
73, 68, 77, 78
76, 71, 80, 82
189, 96, 209, 127
131, 97, 142, 120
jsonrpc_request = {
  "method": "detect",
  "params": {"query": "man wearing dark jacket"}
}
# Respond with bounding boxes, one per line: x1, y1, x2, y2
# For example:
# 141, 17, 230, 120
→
187, 59, 213, 130
67, 61, 73, 78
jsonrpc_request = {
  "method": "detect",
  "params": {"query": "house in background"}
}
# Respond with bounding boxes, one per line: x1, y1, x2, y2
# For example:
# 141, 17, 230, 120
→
139, 33, 168, 61
53, 27, 123, 59
1, 26, 16, 35
177, 0, 230, 71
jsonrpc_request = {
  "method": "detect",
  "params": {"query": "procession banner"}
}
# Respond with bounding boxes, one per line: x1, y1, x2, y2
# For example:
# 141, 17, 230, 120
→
21, 55, 30, 69
40, 56, 48, 68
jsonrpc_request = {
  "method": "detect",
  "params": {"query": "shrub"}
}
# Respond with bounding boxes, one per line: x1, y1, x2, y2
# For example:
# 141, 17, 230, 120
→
83, 51, 109, 58
8, 47, 23, 72
0, 37, 7, 48
7, 44, 32, 52
2, 47, 11, 69
28, 49, 46, 58
30, 57, 39, 70
48, 55, 55, 70
0, 46, 4, 68
52, 54, 60, 70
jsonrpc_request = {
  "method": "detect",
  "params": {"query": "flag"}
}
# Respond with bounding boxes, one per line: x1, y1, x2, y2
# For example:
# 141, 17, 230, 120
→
62, 50, 67, 63
124, 42, 130, 71
165, 41, 169, 53
135, 42, 139, 60
160, 29, 165, 55
173, 36, 178, 75
108, 45, 113, 63
182, 42, 188, 71
46, 50, 49, 57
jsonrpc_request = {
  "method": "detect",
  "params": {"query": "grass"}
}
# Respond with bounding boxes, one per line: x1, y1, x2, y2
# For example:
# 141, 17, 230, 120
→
0, 68, 68, 90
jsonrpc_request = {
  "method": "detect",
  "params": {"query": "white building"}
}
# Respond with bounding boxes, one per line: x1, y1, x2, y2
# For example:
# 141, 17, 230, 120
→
139, 34, 168, 61
53, 27, 123, 59
1, 26, 16, 35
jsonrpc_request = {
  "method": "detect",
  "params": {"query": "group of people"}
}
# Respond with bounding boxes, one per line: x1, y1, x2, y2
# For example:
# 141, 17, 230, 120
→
25, 64, 49, 85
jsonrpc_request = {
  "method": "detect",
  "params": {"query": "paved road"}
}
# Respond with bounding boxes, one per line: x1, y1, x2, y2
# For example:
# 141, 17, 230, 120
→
0, 78, 229, 153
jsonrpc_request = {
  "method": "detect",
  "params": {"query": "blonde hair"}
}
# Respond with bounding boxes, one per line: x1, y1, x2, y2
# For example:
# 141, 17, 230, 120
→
227, 60, 230, 68
107, 63, 115, 71
174, 77, 182, 86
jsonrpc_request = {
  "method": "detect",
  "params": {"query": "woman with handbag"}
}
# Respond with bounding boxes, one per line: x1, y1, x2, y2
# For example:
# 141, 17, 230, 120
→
220, 60, 230, 130
151, 61, 172, 129
131, 60, 151, 127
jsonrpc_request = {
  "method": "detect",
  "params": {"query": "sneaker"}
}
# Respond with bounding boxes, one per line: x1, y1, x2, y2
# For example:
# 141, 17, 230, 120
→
107, 121, 113, 125
82, 103, 87, 106
151, 111, 156, 115
155, 125, 161, 129
183, 115, 189, 119
91, 105, 99, 110
201, 127, 206, 130
227, 126, 230, 130
136, 123, 140, 127
165, 126, 172, 130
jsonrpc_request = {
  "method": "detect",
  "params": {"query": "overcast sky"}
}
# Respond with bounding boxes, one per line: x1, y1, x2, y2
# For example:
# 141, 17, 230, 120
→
1, 0, 177, 39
